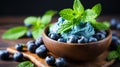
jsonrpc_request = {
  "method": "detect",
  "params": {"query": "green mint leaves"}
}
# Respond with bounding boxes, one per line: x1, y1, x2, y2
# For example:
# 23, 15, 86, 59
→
58, 0, 110, 33
17, 61, 34, 67
73, 0, 84, 14
2, 26, 28, 40
2, 10, 56, 40
107, 45, 120, 61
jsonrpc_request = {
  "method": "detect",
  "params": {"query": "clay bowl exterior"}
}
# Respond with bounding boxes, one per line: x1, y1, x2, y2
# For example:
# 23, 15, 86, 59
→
42, 26, 112, 61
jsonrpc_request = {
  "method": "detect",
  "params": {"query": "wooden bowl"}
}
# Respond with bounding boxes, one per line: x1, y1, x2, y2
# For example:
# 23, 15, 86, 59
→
42, 26, 112, 61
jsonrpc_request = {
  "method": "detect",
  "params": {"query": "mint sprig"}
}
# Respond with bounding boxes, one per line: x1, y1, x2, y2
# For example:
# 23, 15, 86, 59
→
107, 45, 120, 61
2, 26, 28, 40
17, 61, 34, 67
58, 0, 110, 33
2, 10, 56, 40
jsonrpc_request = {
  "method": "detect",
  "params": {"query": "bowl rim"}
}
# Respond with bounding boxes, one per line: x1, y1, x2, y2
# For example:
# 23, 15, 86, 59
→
42, 25, 112, 46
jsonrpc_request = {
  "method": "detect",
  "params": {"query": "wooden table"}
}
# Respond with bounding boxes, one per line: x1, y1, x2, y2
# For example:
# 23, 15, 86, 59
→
0, 16, 120, 67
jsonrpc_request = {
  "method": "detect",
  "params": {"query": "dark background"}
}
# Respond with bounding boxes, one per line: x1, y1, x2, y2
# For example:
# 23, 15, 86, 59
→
0, 0, 120, 16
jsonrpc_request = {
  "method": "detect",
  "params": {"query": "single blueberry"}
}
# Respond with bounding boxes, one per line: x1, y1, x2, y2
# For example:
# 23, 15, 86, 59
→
13, 52, 23, 62
112, 31, 117, 36
78, 36, 88, 43
0, 50, 10, 60
26, 40, 35, 46
26, 30, 32, 37
110, 18, 118, 29
15, 43, 23, 51
57, 38, 66, 42
116, 23, 120, 30
99, 30, 107, 36
95, 33, 106, 40
45, 55, 55, 66
27, 42, 37, 53
109, 36, 120, 50
67, 35, 78, 43
35, 37, 43, 47
24, 23, 32, 28
49, 33, 60, 40
89, 37, 98, 42
55, 57, 67, 67
35, 45, 47, 58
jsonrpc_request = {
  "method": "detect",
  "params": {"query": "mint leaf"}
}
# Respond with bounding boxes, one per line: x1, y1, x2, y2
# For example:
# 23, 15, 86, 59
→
73, 0, 84, 14
32, 27, 43, 39
41, 10, 57, 25
107, 51, 119, 61
59, 8, 74, 21
92, 3, 102, 16
2, 26, 28, 40
91, 21, 110, 30
82, 9, 97, 22
17, 61, 34, 67
24, 16, 37, 25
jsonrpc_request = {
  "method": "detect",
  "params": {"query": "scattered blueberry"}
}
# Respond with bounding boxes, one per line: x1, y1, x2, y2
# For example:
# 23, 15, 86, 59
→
35, 45, 47, 58
27, 42, 37, 53
89, 37, 98, 42
26, 30, 32, 37
55, 57, 67, 67
13, 52, 23, 62
112, 31, 117, 36
49, 33, 60, 40
78, 36, 88, 43
24, 23, 32, 28
110, 18, 118, 29
116, 23, 120, 30
45, 55, 55, 66
35, 37, 43, 47
15, 43, 23, 51
109, 36, 120, 50
26, 40, 35, 46
0, 50, 9, 60
67, 35, 78, 43
57, 38, 66, 42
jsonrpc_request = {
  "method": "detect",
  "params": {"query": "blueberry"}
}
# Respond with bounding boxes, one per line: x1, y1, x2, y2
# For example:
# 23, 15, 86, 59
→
26, 30, 32, 37
57, 38, 66, 42
26, 40, 35, 46
35, 37, 43, 47
94, 33, 106, 40
99, 30, 107, 36
109, 36, 120, 50
24, 23, 32, 28
15, 43, 23, 51
27, 42, 37, 53
35, 45, 47, 58
67, 35, 78, 43
78, 36, 88, 43
45, 55, 55, 66
110, 18, 118, 29
116, 23, 120, 30
13, 52, 23, 62
112, 31, 117, 36
49, 33, 60, 40
89, 37, 98, 42
0, 50, 9, 60
55, 57, 67, 67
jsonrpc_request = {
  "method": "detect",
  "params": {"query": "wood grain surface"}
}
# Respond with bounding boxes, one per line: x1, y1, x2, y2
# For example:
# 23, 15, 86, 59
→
0, 16, 120, 67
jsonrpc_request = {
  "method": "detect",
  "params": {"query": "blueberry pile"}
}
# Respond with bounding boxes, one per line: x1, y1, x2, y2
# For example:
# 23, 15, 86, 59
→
110, 18, 120, 30
0, 37, 67, 67
48, 17, 107, 43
